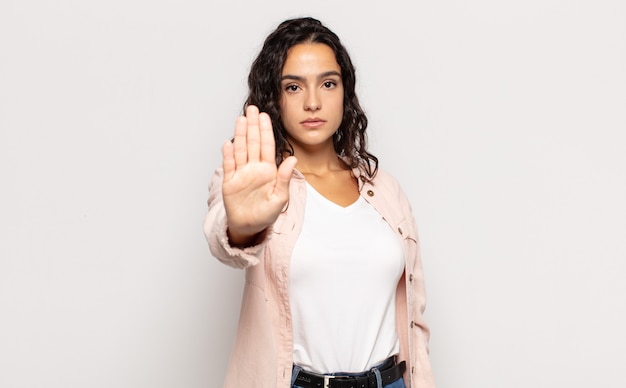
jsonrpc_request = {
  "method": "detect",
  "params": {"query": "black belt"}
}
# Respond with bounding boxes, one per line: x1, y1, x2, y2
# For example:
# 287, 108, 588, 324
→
293, 360, 406, 388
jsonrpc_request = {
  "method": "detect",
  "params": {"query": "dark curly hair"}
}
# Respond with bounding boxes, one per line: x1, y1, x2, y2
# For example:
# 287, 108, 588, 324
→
244, 17, 378, 181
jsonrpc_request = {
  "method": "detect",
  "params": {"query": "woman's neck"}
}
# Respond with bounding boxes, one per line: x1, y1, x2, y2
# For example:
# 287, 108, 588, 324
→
291, 146, 347, 176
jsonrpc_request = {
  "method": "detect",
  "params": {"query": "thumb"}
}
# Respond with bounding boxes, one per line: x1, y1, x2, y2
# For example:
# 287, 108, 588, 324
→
274, 156, 297, 196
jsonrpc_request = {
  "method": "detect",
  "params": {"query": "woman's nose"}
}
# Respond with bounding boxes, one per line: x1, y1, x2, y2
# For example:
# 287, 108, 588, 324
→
304, 90, 320, 111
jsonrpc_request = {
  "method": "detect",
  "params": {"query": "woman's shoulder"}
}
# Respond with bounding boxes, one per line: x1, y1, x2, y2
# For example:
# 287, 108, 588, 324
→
369, 167, 402, 191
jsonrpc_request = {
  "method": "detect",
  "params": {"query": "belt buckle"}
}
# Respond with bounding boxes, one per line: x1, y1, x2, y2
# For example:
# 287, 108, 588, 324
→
323, 374, 349, 388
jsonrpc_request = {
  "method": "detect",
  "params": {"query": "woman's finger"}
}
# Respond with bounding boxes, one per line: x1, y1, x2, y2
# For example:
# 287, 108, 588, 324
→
274, 155, 297, 200
222, 140, 235, 181
232, 115, 248, 168
259, 112, 275, 164
245, 105, 261, 163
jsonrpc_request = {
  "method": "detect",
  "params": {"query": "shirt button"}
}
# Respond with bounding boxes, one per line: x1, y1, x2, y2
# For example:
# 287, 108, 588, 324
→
397, 227, 403, 235
410, 321, 415, 328
411, 366, 415, 374
409, 274, 414, 282
367, 190, 374, 197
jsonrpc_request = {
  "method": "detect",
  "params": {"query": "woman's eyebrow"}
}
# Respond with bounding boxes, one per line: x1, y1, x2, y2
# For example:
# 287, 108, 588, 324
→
317, 70, 341, 79
281, 74, 306, 82
280, 70, 342, 82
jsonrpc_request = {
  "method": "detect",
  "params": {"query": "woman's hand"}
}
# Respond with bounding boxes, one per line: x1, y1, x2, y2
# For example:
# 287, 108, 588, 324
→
221, 105, 297, 247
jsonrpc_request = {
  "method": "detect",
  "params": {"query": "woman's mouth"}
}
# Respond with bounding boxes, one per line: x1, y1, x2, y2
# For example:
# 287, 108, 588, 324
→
301, 118, 326, 128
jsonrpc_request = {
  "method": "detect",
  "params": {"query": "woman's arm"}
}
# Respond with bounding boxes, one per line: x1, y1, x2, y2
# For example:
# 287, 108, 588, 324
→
203, 105, 297, 268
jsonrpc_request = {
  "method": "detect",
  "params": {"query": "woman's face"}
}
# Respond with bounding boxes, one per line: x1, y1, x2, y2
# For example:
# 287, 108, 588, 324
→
279, 43, 344, 153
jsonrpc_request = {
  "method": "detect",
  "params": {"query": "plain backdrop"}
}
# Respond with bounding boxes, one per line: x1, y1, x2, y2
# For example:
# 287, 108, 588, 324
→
1, 0, 625, 387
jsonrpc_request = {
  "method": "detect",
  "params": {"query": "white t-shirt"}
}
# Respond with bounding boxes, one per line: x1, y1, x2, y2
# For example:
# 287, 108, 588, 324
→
289, 182, 405, 374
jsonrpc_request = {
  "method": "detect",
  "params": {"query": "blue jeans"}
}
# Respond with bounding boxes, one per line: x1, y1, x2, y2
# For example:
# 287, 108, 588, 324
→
290, 358, 406, 388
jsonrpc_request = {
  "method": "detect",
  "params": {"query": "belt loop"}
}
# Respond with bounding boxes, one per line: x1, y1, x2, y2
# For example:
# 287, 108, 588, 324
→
291, 365, 303, 387
370, 366, 383, 388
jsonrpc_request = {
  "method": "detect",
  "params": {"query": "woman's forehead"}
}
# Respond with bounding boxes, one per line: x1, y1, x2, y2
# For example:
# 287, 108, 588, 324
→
282, 43, 340, 76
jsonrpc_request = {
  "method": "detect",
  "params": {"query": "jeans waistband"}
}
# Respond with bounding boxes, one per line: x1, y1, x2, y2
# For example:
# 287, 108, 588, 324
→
291, 356, 405, 388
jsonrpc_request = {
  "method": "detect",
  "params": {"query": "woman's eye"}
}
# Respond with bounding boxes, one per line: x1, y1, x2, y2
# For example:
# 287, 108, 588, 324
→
323, 81, 336, 88
285, 84, 299, 92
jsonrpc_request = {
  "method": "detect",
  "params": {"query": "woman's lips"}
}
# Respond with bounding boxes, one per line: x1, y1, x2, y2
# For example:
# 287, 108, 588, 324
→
301, 118, 326, 128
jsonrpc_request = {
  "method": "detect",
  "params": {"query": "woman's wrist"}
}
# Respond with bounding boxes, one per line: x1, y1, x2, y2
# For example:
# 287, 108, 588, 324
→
227, 227, 267, 248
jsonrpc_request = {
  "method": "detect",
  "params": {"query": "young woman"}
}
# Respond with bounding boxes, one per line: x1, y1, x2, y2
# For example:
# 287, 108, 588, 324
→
204, 17, 435, 388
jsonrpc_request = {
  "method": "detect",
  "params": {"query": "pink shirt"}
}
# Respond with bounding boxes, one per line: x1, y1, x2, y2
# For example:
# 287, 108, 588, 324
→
204, 167, 435, 388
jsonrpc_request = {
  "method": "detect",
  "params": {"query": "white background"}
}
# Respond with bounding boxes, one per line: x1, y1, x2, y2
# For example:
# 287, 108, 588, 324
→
1, 0, 625, 387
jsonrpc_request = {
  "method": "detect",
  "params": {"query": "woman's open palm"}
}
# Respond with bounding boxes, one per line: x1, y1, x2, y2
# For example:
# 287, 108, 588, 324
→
221, 105, 297, 243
